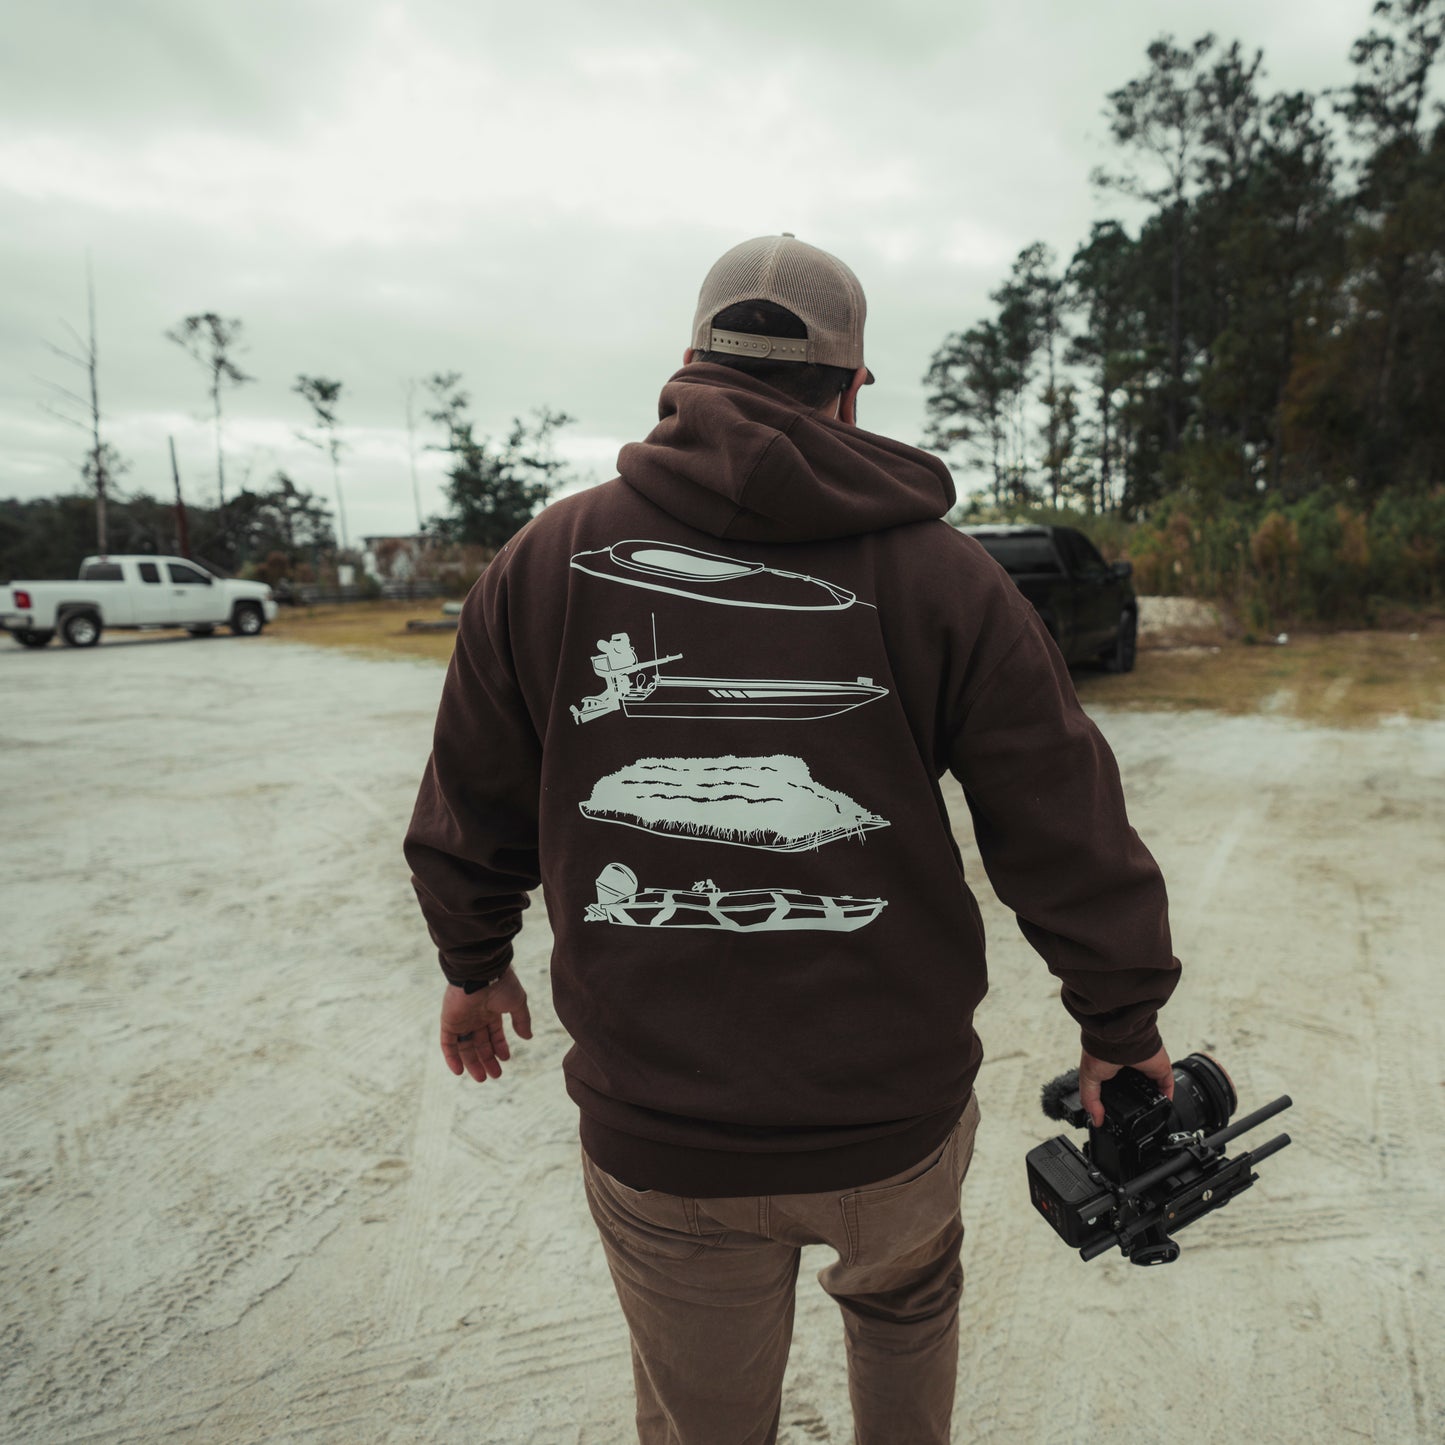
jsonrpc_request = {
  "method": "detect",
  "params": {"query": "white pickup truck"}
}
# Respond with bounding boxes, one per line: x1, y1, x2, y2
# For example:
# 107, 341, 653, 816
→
2, 555, 278, 648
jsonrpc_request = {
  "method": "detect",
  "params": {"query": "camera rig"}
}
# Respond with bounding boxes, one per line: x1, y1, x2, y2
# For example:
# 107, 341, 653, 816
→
1025, 1054, 1293, 1266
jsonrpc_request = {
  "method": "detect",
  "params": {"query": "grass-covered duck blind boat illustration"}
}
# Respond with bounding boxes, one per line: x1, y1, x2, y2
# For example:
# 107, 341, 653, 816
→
570, 629, 887, 725
569, 540, 868, 611
578, 755, 889, 851
584, 862, 887, 932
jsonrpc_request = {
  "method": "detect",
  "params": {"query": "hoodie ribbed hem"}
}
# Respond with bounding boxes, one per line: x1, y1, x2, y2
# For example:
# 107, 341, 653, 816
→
578, 1101, 965, 1198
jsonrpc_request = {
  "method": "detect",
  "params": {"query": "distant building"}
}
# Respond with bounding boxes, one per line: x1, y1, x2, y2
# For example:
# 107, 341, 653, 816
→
361, 534, 428, 581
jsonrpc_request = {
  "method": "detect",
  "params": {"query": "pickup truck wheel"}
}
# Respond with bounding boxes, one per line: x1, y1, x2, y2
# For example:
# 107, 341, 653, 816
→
1101, 611, 1138, 674
230, 603, 264, 637
61, 611, 102, 648
186, 625, 216, 637
13, 629, 54, 648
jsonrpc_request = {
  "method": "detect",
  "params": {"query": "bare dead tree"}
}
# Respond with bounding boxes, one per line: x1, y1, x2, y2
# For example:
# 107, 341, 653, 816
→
165, 313, 254, 512
293, 375, 349, 552
35, 252, 126, 555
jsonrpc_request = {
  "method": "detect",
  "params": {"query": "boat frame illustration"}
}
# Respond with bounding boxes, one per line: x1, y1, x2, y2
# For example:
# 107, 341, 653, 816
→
570, 539, 871, 612
584, 862, 886, 932
570, 624, 887, 725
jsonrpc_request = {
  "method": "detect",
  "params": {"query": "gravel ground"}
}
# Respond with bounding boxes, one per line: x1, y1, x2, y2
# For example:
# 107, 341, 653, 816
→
2, 631, 1442, 1444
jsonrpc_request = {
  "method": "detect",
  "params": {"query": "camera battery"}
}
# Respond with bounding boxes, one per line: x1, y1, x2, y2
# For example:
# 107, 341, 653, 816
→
1025, 1136, 1114, 1249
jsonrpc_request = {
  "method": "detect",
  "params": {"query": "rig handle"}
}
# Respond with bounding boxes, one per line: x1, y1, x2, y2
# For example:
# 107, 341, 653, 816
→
1203, 1095, 1293, 1153
1079, 1232, 1120, 1263
1244, 1132, 1292, 1166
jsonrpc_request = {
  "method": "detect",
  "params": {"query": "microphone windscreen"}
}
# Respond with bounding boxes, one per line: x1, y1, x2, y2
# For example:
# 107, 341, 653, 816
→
1041, 1070, 1081, 1121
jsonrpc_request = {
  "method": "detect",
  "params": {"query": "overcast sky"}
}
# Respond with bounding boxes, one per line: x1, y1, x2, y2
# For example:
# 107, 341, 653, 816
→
1, 0, 1382, 543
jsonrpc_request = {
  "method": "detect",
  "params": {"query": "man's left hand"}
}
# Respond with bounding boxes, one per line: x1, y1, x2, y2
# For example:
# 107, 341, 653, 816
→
439, 970, 533, 1083
1078, 1043, 1174, 1128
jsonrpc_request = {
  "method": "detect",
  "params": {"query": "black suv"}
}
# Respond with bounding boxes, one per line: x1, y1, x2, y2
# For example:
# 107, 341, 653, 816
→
961, 524, 1138, 672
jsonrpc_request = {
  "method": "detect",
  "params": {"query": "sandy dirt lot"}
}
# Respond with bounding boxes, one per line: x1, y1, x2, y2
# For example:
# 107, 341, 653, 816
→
2, 629, 1443, 1444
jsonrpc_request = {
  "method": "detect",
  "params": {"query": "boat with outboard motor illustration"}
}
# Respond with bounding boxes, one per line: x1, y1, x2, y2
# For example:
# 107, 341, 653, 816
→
570, 629, 887, 724
569, 539, 866, 611
583, 862, 887, 932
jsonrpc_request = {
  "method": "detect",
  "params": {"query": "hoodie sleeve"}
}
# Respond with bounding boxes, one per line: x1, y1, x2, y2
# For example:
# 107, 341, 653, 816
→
403, 554, 542, 988
948, 607, 1180, 1063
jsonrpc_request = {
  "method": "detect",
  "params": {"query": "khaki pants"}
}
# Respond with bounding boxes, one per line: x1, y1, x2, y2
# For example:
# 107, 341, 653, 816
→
582, 1092, 981, 1445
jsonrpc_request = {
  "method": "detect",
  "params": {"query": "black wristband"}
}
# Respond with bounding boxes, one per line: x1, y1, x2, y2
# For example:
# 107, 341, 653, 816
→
461, 972, 505, 994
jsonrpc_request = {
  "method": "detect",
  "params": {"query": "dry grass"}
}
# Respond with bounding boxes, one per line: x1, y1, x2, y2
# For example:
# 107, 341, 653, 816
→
265, 600, 460, 665
1076, 626, 1445, 725
268, 600, 1445, 726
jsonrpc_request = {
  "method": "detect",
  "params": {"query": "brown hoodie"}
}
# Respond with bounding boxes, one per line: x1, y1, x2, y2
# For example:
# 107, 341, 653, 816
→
405, 363, 1179, 1196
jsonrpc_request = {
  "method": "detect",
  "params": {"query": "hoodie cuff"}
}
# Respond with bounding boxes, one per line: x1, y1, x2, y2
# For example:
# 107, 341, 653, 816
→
1079, 1018, 1163, 1067
441, 945, 514, 993
459, 969, 510, 994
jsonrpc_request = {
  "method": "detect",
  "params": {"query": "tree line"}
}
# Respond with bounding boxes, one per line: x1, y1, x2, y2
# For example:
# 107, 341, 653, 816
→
5, 296, 574, 582
10, 0, 1441, 619
925, 0, 1445, 520
0, 477, 335, 587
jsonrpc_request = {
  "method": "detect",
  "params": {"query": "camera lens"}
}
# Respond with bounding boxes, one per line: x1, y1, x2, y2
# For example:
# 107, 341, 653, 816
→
1169, 1053, 1236, 1134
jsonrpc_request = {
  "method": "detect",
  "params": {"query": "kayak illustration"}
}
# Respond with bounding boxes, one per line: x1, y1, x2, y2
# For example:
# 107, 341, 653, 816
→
578, 754, 889, 852
569, 539, 869, 611
570, 628, 887, 725
584, 862, 887, 932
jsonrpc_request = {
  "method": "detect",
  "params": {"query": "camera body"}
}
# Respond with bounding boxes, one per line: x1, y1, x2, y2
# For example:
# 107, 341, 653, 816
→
1025, 1052, 1292, 1265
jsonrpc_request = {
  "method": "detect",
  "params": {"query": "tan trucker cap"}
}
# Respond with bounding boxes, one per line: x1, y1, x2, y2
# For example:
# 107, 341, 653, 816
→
691, 233, 874, 383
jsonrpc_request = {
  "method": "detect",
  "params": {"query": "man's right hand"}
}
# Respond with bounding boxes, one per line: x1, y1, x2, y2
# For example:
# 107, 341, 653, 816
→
439, 970, 533, 1083
1078, 1045, 1174, 1127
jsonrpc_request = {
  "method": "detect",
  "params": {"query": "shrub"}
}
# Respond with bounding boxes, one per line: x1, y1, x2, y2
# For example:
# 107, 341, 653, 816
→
952, 485, 1444, 625
1250, 511, 1301, 620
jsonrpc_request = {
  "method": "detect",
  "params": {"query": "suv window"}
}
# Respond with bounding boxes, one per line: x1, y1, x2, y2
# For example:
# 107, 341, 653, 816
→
167, 563, 211, 585
971, 534, 1063, 576
80, 562, 124, 581
138, 562, 161, 584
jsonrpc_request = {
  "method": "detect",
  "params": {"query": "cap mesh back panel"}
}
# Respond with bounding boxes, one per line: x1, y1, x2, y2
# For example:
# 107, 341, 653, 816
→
691, 235, 866, 370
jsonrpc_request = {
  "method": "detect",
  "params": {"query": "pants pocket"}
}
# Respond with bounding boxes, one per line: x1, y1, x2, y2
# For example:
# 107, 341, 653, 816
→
582, 1149, 708, 1264
839, 1096, 979, 1267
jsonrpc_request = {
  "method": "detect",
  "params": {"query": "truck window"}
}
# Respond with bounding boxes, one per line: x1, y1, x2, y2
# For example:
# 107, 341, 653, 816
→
974, 535, 1063, 576
138, 562, 161, 584
80, 562, 124, 581
1061, 531, 1108, 578
167, 562, 212, 586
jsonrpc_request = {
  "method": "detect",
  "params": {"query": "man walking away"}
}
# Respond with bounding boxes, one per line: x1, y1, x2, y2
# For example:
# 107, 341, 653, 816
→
405, 233, 1180, 1444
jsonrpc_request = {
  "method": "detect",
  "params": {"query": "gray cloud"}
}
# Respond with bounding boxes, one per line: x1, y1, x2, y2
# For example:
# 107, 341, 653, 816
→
2, 0, 1378, 540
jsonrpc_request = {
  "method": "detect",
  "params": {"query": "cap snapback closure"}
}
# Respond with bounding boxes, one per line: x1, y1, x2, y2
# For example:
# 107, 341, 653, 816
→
704, 327, 812, 362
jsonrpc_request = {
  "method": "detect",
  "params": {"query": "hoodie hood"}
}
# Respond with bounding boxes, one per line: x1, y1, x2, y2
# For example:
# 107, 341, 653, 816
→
616, 363, 955, 543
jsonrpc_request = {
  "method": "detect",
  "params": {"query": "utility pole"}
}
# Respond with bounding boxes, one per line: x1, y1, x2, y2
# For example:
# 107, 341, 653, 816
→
330, 442, 349, 554
169, 434, 192, 558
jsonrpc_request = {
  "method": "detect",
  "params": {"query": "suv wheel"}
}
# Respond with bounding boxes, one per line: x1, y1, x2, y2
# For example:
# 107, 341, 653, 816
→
61, 611, 102, 647
14, 629, 54, 648
186, 625, 216, 637
231, 603, 264, 636
1101, 611, 1137, 674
